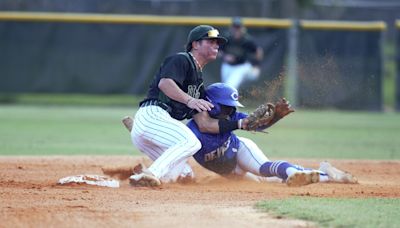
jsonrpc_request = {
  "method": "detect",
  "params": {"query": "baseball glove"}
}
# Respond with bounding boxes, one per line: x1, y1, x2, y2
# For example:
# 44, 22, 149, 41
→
274, 98, 294, 119
243, 103, 275, 131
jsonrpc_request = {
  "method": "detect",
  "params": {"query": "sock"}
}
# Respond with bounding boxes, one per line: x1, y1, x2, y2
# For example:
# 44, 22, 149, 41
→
259, 161, 294, 180
260, 161, 331, 181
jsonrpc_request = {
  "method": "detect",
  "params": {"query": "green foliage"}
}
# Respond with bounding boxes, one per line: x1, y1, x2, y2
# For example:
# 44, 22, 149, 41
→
256, 197, 400, 228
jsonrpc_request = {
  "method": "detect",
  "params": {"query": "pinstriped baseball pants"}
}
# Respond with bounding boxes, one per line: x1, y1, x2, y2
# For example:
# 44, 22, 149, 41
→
131, 105, 201, 183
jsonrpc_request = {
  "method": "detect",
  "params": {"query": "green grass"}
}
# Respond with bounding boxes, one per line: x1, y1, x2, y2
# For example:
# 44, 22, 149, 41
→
256, 197, 400, 228
236, 110, 400, 159
0, 105, 136, 155
1, 104, 400, 158
0, 93, 144, 107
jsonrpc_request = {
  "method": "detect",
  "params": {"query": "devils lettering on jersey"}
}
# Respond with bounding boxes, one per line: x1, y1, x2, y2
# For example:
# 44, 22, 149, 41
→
204, 137, 236, 162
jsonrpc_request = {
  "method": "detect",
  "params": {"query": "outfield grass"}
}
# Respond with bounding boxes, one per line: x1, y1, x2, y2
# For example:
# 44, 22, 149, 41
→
0, 93, 144, 107
0, 104, 399, 158
237, 110, 400, 159
257, 197, 400, 228
0, 105, 135, 155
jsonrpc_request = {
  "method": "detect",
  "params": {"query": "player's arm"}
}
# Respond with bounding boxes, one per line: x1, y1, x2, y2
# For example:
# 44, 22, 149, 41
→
193, 111, 244, 134
247, 40, 263, 65
193, 111, 219, 133
255, 46, 264, 62
158, 78, 213, 112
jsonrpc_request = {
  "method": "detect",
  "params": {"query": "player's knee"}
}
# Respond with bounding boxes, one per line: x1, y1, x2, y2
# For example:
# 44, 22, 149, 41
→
192, 138, 202, 152
239, 137, 257, 148
183, 136, 201, 156
190, 137, 202, 153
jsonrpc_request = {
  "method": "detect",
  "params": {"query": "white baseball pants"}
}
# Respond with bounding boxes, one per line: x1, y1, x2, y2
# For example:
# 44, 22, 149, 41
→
233, 136, 270, 176
221, 62, 260, 89
131, 105, 201, 183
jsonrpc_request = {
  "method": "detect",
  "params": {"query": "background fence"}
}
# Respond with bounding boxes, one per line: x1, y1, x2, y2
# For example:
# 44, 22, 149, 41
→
0, 13, 290, 95
0, 12, 393, 111
397, 20, 400, 111
297, 21, 384, 111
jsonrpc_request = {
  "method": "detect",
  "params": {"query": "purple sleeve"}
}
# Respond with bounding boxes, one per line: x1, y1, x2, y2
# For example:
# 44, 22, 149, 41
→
231, 111, 248, 121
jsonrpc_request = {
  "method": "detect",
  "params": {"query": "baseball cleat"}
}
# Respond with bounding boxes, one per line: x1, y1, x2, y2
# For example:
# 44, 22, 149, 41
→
122, 116, 133, 132
129, 171, 161, 187
177, 175, 195, 184
319, 161, 358, 184
132, 163, 144, 175
286, 171, 320, 187
177, 172, 196, 184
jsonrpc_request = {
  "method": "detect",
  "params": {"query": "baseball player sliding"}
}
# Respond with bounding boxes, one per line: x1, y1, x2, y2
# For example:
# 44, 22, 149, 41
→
128, 24, 311, 187
124, 83, 357, 187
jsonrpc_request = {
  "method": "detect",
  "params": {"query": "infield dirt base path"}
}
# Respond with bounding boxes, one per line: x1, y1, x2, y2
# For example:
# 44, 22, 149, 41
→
1, 156, 399, 228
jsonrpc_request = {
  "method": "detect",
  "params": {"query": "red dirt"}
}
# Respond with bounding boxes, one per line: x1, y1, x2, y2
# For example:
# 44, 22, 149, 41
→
1, 156, 399, 228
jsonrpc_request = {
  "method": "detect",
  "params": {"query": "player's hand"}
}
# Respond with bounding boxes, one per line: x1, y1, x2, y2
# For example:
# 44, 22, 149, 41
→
274, 98, 295, 118
187, 98, 214, 112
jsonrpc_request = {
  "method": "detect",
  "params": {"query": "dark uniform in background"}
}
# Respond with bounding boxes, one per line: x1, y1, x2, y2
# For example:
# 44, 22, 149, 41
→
221, 17, 263, 89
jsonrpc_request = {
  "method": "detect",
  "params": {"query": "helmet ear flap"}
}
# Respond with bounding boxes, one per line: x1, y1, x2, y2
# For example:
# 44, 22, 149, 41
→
208, 101, 221, 118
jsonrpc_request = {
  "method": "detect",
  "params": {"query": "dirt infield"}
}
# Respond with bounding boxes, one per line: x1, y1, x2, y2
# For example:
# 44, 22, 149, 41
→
1, 156, 399, 228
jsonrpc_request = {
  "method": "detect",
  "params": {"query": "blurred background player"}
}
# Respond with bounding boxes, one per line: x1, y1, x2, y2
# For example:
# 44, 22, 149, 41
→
188, 83, 357, 186
220, 17, 264, 90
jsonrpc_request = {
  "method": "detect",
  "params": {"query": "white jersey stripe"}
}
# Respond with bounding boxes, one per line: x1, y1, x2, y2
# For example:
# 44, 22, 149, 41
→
133, 117, 173, 150
144, 106, 188, 139
132, 136, 159, 160
135, 107, 185, 147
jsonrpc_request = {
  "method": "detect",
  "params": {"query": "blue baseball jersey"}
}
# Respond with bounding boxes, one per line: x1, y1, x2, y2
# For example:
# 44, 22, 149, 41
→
188, 112, 247, 175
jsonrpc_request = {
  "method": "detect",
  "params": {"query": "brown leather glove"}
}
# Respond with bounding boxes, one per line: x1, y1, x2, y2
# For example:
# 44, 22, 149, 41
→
274, 98, 295, 119
242, 103, 275, 131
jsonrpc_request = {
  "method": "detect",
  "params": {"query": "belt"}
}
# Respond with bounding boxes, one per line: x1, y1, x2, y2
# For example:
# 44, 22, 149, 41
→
140, 100, 171, 113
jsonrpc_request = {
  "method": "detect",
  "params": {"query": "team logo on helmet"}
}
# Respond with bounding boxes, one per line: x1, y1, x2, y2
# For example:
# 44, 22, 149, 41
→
231, 91, 239, 101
